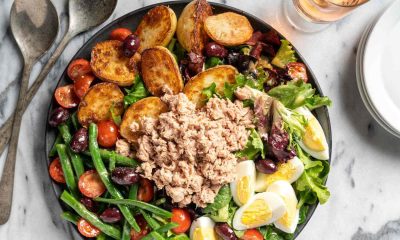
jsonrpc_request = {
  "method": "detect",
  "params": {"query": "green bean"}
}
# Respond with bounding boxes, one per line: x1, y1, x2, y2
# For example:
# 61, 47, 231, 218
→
88, 123, 140, 232
140, 209, 160, 230
58, 124, 84, 177
93, 198, 172, 219
60, 191, 121, 239
142, 231, 166, 240
82, 149, 138, 167
122, 184, 140, 240
60, 211, 80, 225
56, 144, 78, 198
49, 134, 62, 157
155, 222, 179, 234
109, 152, 116, 171
71, 111, 80, 131
96, 233, 107, 240
168, 234, 190, 240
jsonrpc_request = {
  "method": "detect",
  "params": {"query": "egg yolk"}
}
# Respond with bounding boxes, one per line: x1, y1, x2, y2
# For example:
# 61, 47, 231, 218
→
241, 199, 272, 226
264, 162, 296, 186
192, 227, 217, 240
303, 118, 326, 151
276, 196, 296, 228
237, 176, 252, 205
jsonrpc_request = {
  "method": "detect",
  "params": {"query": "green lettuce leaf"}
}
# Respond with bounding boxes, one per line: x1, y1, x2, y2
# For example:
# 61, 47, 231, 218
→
268, 80, 332, 110
298, 204, 309, 225
124, 75, 150, 108
109, 103, 122, 126
259, 225, 294, 240
202, 83, 219, 102
294, 144, 330, 206
224, 71, 266, 101
271, 39, 297, 68
203, 185, 232, 213
205, 57, 224, 69
236, 129, 265, 160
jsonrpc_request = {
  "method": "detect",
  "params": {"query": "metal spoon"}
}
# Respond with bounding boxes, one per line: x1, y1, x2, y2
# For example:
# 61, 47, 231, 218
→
0, 0, 59, 224
0, 1, 118, 156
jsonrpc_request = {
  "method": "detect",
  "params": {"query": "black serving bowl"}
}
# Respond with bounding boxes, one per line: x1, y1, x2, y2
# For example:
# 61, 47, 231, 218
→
45, 1, 332, 239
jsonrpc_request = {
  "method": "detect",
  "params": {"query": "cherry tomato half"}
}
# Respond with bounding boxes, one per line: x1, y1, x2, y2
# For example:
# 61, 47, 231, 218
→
74, 73, 95, 99
77, 218, 101, 238
54, 84, 80, 108
78, 170, 106, 198
67, 59, 91, 81
130, 215, 150, 240
137, 178, 154, 203
97, 120, 119, 148
49, 158, 65, 184
110, 28, 133, 42
171, 208, 191, 234
241, 229, 263, 240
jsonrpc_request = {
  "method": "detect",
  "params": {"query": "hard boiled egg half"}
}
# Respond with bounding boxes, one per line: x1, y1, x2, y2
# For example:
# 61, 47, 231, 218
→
190, 217, 217, 240
295, 107, 329, 160
267, 181, 299, 234
255, 156, 304, 192
231, 160, 256, 206
232, 192, 286, 230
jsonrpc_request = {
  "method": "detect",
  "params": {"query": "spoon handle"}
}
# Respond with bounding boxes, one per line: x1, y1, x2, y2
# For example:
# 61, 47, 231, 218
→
0, 31, 74, 158
0, 63, 32, 224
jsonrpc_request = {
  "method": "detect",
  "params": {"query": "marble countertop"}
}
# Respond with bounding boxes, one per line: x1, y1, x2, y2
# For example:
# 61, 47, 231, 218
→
0, 0, 399, 239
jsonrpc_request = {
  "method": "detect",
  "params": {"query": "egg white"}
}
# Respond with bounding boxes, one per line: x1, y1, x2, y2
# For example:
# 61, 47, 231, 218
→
295, 107, 329, 160
189, 217, 216, 240
267, 181, 299, 234
230, 160, 256, 206
232, 192, 286, 230
255, 156, 304, 192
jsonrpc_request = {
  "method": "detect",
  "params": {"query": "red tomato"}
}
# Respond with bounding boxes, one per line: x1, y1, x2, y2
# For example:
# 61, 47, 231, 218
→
78, 170, 106, 198
54, 84, 80, 108
97, 120, 119, 148
137, 178, 154, 203
77, 218, 101, 238
287, 62, 308, 82
241, 229, 264, 240
67, 59, 91, 81
74, 74, 95, 99
171, 208, 191, 234
49, 158, 65, 183
130, 215, 150, 240
110, 28, 133, 41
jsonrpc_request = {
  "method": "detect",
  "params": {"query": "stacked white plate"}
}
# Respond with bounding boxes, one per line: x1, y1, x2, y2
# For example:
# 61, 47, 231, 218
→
356, 0, 400, 138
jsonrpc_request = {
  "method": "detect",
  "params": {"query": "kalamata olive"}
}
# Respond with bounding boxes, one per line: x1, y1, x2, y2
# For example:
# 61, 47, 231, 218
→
80, 197, 97, 212
237, 54, 251, 72
123, 34, 140, 57
70, 128, 88, 153
215, 223, 238, 240
49, 107, 70, 127
99, 207, 122, 223
187, 52, 204, 75
111, 167, 139, 185
255, 159, 278, 174
205, 42, 228, 58
226, 51, 240, 66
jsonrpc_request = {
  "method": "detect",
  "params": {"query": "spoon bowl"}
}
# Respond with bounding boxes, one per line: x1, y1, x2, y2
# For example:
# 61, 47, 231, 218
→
10, 0, 58, 61
69, 0, 118, 35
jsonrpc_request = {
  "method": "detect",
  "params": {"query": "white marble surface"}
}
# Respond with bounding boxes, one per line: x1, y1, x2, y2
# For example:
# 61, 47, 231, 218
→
0, 0, 399, 239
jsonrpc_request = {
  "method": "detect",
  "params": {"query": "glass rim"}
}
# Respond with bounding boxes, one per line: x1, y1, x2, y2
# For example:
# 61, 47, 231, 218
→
328, 0, 369, 8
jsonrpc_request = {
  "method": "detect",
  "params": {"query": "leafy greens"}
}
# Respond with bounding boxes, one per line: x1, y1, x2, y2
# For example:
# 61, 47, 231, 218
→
236, 129, 265, 160
271, 40, 297, 68
124, 75, 150, 108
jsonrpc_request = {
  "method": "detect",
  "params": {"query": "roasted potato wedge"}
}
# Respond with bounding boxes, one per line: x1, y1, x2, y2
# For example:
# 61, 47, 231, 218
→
183, 65, 238, 108
77, 83, 124, 127
204, 12, 253, 46
120, 97, 168, 143
141, 46, 183, 96
136, 5, 177, 53
176, 0, 212, 53
91, 40, 136, 87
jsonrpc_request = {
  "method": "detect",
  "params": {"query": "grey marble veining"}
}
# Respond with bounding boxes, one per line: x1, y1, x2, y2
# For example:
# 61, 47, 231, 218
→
0, 0, 399, 239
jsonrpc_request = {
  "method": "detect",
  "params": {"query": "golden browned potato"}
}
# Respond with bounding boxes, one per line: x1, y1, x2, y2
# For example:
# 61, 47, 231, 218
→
120, 97, 168, 143
183, 65, 238, 108
204, 12, 253, 46
135, 5, 177, 53
90, 40, 136, 87
141, 46, 183, 96
176, 0, 212, 53
77, 83, 124, 127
